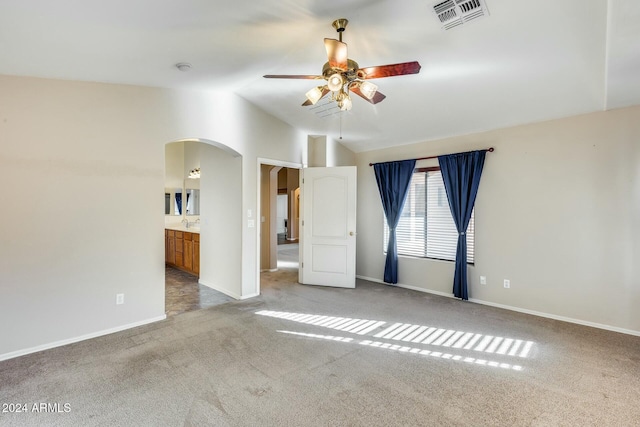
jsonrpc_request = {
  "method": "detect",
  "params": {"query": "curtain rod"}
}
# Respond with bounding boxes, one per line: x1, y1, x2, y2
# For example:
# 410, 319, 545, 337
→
368, 147, 494, 167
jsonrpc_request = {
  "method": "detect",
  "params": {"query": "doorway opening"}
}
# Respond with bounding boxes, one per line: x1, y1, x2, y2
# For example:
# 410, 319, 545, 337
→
275, 169, 300, 270
259, 161, 302, 294
164, 138, 242, 316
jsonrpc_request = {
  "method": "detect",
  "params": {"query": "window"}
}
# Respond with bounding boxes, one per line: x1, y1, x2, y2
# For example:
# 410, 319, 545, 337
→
383, 168, 474, 263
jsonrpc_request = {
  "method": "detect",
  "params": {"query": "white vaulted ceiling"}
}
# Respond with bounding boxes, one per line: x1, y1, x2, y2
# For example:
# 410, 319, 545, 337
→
0, 0, 638, 152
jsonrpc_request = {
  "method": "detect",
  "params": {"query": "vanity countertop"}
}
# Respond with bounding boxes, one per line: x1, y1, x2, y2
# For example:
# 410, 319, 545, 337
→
165, 224, 200, 234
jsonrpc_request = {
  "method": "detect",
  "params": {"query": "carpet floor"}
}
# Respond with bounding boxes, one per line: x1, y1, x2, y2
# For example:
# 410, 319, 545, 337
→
1, 267, 639, 426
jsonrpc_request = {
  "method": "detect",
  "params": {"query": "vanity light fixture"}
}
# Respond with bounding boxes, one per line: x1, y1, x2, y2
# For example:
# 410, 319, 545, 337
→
188, 167, 200, 179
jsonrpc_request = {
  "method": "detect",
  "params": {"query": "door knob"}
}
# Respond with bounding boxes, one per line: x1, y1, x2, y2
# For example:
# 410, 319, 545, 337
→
349, 231, 357, 236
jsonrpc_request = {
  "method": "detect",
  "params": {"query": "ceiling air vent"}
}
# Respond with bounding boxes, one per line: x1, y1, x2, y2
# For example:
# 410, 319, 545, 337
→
309, 96, 341, 119
432, 0, 490, 30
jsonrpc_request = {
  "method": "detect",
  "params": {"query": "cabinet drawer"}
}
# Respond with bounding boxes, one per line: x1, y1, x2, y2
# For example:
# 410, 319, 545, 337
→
175, 231, 183, 238
166, 229, 175, 237
184, 232, 193, 241
193, 233, 200, 242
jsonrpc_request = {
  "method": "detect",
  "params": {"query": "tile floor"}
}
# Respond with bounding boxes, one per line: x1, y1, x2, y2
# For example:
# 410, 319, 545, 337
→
165, 265, 234, 316
165, 241, 299, 316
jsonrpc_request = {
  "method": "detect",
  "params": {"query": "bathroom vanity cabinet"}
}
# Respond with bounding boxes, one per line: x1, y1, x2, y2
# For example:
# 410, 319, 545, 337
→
165, 229, 200, 276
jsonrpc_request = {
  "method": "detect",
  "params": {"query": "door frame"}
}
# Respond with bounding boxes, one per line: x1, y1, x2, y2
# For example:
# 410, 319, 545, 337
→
256, 158, 302, 296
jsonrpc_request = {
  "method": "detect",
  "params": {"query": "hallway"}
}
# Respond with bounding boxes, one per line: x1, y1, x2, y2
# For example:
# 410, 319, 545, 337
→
277, 242, 299, 269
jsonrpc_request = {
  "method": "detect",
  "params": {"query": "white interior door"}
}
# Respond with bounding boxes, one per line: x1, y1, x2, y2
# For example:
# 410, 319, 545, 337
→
299, 166, 357, 288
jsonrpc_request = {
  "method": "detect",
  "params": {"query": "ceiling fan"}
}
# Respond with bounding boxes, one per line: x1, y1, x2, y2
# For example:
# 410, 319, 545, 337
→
264, 18, 421, 111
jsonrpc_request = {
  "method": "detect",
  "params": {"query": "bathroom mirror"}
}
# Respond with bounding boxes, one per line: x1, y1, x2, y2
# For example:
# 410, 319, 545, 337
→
165, 188, 183, 215
185, 189, 200, 216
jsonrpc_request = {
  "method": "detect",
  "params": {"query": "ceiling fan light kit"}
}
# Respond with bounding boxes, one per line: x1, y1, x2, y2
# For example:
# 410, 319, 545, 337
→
305, 86, 324, 105
327, 73, 344, 92
359, 81, 378, 100
264, 18, 421, 112
336, 90, 352, 111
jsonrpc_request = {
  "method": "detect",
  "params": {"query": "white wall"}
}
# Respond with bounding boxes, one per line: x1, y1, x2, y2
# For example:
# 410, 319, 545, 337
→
0, 74, 305, 359
165, 141, 184, 189
308, 135, 356, 167
356, 106, 640, 334
326, 136, 356, 167
308, 136, 327, 167
199, 144, 242, 298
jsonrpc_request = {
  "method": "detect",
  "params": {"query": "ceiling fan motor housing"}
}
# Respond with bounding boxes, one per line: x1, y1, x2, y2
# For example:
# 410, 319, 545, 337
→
322, 59, 360, 82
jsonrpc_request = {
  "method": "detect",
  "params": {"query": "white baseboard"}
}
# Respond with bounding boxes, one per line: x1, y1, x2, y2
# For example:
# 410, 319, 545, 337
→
0, 315, 167, 362
199, 279, 241, 300
356, 275, 640, 337
199, 280, 259, 301
357, 275, 457, 300
466, 298, 640, 337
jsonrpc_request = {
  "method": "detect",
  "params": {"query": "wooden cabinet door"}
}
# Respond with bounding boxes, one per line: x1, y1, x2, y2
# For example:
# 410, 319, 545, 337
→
167, 230, 176, 264
193, 234, 200, 276
183, 232, 193, 273
175, 231, 183, 267
165, 230, 169, 261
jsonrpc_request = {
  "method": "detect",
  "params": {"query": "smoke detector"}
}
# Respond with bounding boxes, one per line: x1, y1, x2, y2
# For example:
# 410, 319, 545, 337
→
175, 62, 192, 72
433, 0, 490, 30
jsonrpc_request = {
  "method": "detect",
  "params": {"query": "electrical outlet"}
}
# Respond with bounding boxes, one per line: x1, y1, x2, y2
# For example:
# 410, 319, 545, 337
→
503, 279, 510, 289
116, 293, 124, 305
480, 276, 487, 285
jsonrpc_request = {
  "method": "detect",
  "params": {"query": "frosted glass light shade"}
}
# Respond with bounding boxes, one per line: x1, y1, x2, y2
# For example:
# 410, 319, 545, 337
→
305, 86, 323, 105
327, 73, 344, 92
339, 95, 352, 111
359, 81, 378, 100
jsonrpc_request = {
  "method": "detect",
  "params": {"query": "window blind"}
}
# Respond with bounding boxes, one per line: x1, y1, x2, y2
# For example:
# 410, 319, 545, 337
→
383, 170, 474, 263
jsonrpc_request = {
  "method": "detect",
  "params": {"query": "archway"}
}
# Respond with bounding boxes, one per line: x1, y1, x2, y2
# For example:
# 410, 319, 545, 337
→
164, 138, 242, 315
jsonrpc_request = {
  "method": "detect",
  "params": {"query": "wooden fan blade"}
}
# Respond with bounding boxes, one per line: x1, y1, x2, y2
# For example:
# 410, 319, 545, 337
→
324, 38, 348, 70
264, 74, 324, 79
302, 87, 330, 106
350, 86, 386, 104
358, 61, 421, 79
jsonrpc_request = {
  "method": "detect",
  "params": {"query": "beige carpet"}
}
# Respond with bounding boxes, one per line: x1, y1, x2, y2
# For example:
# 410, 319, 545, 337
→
1, 268, 639, 426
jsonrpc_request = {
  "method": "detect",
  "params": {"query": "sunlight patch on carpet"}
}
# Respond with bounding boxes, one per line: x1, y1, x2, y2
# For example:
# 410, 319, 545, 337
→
257, 309, 535, 369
